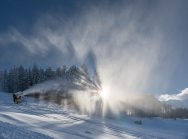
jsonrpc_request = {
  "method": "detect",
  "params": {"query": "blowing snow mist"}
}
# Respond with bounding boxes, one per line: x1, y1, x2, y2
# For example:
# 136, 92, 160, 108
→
8, 1, 177, 119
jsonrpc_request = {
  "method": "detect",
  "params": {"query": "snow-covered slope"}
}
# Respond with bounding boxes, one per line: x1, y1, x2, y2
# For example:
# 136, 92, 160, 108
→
162, 99, 188, 109
0, 92, 188, 139
0, 121, 53, 139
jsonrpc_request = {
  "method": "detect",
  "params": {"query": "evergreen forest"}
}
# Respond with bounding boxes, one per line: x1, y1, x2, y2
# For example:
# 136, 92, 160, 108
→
0, 63, 187, 119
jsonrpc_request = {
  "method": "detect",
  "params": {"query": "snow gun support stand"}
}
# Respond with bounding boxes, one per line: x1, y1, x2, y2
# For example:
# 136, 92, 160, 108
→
13, 93, 27, 105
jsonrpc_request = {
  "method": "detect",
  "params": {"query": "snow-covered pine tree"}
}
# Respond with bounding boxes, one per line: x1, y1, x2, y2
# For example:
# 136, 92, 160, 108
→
18, 65, 25, 92
0, 71, 4, 92
13, 66, 19, 93
39, 68, 45, 83
62, 65, 67, 79
23, 68, 29, 90
8, 68, 14, 93
93, 69, 102, 90
56, 67, 62, 77
81, 63, 89, 76
32, 63, 39, 85
28, 67, 33, 87
80, 63, 97, 90
3, 69, 8, 92
67, 65, 78, 82
45, 67, 53, 80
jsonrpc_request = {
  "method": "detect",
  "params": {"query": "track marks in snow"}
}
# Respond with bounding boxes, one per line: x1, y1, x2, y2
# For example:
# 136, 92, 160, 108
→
0, 120, 53, 139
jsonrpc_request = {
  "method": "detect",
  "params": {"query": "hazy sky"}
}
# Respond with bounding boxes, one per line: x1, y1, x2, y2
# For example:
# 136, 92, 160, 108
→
1, 0, 188, 100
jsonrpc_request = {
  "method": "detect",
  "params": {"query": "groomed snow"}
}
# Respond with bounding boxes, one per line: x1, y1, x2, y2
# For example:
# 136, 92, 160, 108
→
0, 92, 188, 139
0, 120, 53, 139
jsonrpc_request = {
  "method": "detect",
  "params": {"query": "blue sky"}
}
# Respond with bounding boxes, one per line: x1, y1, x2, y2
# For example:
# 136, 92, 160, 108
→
1, 0, 188, 100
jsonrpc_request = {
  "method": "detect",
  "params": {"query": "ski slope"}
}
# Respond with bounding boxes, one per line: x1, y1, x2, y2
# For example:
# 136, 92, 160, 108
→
0, 92, 188, 139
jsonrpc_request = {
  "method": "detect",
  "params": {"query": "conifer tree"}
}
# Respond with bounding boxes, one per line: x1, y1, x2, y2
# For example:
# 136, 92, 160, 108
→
0, 71, 4, 92
45, 67, 53, 80
23, 69, 29, 90
67, 65, 78, 82
62, 65, 67, 79
39, 68, 45, 83
18, 65, 25, 92
13, 66, 19, 93
8, 68, 14, 93
27, 67, 32, 87
93, 69, 102, 90
56, 67, 62, 77
81, 63, 89, 76
32, 63, 39, 85
3, 69, 8, 92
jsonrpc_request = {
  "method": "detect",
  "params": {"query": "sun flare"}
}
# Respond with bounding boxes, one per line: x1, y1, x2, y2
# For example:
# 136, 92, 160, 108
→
100, 90, 108, 98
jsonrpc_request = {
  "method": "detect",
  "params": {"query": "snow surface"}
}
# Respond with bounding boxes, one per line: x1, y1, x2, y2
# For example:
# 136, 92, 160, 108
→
0, 120, 53, 139
0, 92, 188, 139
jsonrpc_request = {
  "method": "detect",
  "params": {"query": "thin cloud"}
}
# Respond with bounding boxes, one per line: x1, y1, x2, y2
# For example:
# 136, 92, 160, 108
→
159, 88, 188, 101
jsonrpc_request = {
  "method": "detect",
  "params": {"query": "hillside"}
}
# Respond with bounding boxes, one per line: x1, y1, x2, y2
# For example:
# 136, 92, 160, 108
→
0, 92, 188, 139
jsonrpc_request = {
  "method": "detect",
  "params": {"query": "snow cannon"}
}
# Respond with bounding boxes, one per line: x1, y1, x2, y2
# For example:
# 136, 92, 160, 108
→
13, 93, 27, 105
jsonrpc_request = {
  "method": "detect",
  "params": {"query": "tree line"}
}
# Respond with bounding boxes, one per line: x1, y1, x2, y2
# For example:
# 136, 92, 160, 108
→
161, 102, 188, 119
0, 63, 101, 93
125, 94, 188, 119
0, 63, 187, 119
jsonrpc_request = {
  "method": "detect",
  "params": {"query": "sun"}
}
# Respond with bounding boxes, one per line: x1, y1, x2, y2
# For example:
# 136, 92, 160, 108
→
100, 90, 108, 98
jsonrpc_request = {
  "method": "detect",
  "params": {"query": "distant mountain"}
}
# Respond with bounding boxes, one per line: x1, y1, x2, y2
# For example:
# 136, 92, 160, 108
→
161, 99, 188, 109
